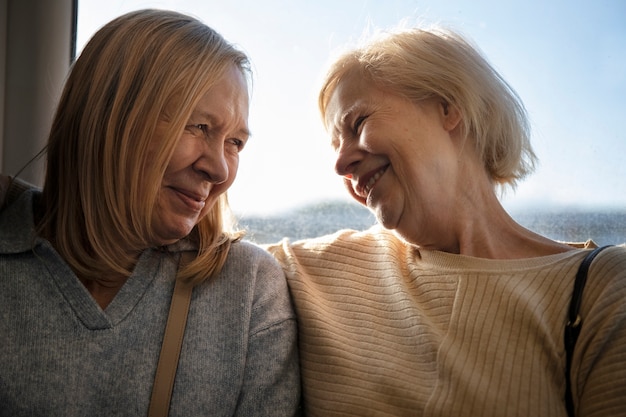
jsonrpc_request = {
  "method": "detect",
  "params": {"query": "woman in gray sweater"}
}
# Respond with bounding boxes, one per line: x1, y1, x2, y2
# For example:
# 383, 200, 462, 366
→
0, 9, 299, 417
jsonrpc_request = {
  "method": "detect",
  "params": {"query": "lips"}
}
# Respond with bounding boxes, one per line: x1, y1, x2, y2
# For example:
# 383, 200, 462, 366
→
354, 164, 389, 198
171, 187, 208, 211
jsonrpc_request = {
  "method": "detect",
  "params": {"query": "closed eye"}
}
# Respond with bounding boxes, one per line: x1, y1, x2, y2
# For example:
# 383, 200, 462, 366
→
353, 115, 368, 134
185, 123, 248, 152
227, 137, 246, 152
185, 123, 208, 136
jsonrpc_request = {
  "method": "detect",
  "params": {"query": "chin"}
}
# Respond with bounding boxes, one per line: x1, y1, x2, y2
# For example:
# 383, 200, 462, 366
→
154, 233, 187, 246
371, 211, 411, 242
378, 217, 399, 233
153, 222, 196, 246
372, 207, 395, 230
368, 197, 390, 221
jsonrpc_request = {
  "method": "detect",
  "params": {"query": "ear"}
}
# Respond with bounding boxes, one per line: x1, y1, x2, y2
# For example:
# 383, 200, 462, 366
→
440, 101, 462, 133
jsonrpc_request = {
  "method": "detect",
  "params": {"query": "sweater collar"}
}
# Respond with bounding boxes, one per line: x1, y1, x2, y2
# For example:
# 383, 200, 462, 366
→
0, 189, 42, 254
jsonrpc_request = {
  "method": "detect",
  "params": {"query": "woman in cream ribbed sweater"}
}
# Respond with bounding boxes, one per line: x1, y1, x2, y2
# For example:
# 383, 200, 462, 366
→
267, 28, 626, 416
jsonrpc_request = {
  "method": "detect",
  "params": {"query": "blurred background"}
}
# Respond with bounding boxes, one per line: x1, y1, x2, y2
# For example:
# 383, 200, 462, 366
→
2, 0, 624, 244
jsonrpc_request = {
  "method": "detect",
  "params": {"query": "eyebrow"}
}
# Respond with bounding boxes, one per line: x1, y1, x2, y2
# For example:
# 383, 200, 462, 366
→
338, 104, 358, 128
327, 103, 358, 148
329, 102, 362, 138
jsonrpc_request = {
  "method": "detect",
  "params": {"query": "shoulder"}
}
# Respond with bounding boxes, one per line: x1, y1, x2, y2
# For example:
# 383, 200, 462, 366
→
265, 225, 414, 279
577, 245, 626, 378
266, 225, 404, 257
222, 239, 286, 288
224, 240, 296, 325
229, 239, 282, 269
599, 243, 626, 258
581, 245, 626, 317
0, 189, 41, 254
587, 244, 626, 278
586, 244, 626, 286
191, 239, 291, 312
0, 176, 35, 210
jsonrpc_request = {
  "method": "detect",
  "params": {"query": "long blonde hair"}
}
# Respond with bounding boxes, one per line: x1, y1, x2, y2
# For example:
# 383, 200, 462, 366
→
319, 27, 537, 189
40, 9, 250, 284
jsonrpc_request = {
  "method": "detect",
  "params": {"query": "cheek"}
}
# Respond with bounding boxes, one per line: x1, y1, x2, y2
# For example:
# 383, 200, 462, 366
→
166, 142, 195, 173
228, 155, 240, 181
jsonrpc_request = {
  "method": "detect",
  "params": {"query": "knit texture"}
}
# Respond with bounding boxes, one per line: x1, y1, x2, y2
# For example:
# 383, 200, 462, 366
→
0, 190, 300, 417
267, 226, 626, 417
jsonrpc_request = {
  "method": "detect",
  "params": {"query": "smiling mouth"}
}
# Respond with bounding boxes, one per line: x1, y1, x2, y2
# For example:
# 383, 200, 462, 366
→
172, 187, 207, 211
356, 165, 389, 197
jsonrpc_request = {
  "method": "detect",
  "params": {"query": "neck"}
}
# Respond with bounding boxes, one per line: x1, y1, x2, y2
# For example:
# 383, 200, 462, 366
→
49, 239, 133, 310
451, 177, 572, 258
79, 274, 129, 310
40, 204, 137, 310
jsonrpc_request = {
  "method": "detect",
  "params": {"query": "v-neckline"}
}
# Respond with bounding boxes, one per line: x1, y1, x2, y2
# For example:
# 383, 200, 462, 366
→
36, 243, 165, 330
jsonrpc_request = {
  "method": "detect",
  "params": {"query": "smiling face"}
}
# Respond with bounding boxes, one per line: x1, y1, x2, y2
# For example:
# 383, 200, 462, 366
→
324, 73, 465, 246
151, 65, 250, 246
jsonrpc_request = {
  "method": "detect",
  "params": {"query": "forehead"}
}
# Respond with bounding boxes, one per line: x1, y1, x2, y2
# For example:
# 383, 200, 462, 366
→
324, 73, 378, 129
192, 66, 250, 130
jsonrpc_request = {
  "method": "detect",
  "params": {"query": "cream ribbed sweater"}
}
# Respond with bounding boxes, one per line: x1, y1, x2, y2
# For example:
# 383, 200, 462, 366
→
267, 226, 626, 417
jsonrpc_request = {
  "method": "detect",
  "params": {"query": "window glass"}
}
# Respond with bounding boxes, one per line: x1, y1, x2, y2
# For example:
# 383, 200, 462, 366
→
78, 0, 626, 245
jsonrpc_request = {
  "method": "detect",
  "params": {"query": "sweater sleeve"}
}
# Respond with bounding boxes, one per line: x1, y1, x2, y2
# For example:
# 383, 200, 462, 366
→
234, 246, 301, 417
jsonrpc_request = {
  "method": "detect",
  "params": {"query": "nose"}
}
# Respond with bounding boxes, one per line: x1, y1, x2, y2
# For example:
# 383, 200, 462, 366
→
334, 138, 363, 177
194, 139, 229, 184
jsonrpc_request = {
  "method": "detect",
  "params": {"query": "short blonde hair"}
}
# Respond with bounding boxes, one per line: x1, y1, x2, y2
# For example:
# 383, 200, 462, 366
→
41, 9, 251, 284
319, 27, 537, 189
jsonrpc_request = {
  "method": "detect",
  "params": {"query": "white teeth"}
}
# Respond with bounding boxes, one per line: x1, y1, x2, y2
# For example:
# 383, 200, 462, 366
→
364, 167, 386, 193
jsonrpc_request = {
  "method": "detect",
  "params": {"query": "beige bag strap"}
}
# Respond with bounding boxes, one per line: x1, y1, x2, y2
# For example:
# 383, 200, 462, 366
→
148, 252, 196, 417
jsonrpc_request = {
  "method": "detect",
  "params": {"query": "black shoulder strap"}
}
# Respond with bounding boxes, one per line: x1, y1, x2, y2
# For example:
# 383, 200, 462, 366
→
564, 245, 612, 417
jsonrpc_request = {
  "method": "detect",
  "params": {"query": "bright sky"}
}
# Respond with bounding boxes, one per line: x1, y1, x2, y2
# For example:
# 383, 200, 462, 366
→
78, 0, 626, 216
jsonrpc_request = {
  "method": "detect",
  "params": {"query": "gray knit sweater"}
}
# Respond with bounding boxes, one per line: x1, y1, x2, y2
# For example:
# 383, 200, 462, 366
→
0, 190, 300, 416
